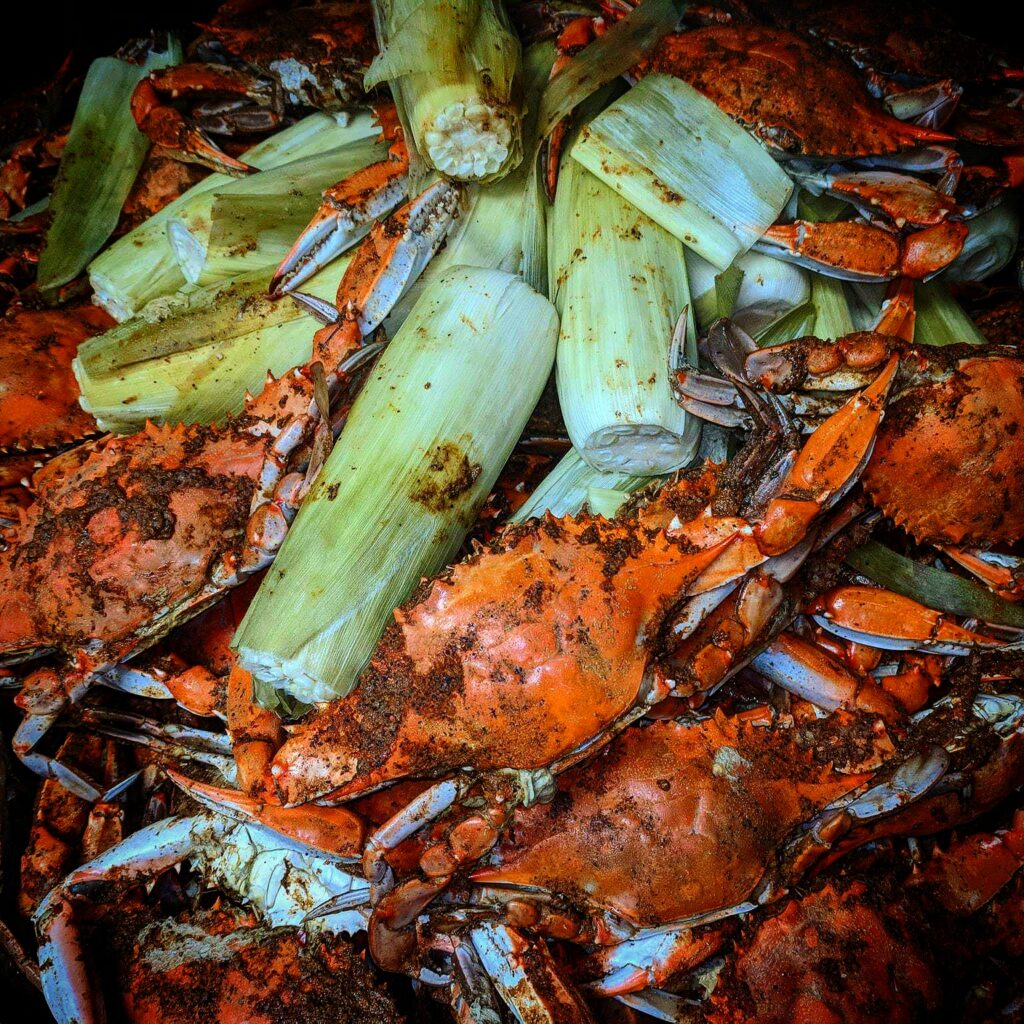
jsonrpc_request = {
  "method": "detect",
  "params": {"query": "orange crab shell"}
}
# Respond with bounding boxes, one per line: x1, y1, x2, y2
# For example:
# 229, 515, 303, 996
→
638, 25, 949, 159
471, 716, 875, 928
270, 511, 734, 806
0, 303, 113, 452
122, 910, 400, 1024
707, 880, 942, 1024
862, 355, 1024, 545
0, 421, 262, 671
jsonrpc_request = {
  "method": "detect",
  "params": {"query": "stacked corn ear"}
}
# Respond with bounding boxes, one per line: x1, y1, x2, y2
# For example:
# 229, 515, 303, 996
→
510, 448, 652, 523
234, 266, 559, 702
570, 73, 793, 269
550, 156, 699, 475
75, 260, 351, 431
366, 0, 523, 183
88, 112, 373, 320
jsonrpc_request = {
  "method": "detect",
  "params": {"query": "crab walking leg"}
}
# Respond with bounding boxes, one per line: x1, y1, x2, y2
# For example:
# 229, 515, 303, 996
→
809, 585, 1007, 655
36, 815, 205, 1024
939, 548, 1024, 602
471, 922, 597, 1024
270, 105, 412, 296
4, 180, 461, 800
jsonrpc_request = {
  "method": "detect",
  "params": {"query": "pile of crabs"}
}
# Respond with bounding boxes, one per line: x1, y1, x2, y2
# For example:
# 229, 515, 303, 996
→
2, 0, 1024, 1021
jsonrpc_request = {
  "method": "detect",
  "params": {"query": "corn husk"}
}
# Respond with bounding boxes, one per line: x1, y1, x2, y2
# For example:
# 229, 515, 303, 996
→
943, 197, 1020, 283
75, 260, 350, 431
849, 541, 1024, 629
550, 157, 699, 474
510, 447, 650, 523
366, 0, 522, 183
810, 272, 855, 340
754, 300, 817, 346
687, 250, 810, 335
234, 266, 559, 702
915, 280, 988, 346
37, 41, 181, 293
570, 74, 793, 269
88, 112, 372, 320
177, 127, 386, 285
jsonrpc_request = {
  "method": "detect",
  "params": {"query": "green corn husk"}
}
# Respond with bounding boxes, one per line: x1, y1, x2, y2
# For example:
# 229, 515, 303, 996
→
234, 266, 559, 702
366, 0, 523, 183
754, 300, 817, 346
687, 250, 810, 335
509, 447, 651, 523
570, 74, 793, 269
75, 260, 351, 431
848, 541, 1024, 629
810, 272, 855, 340
915, 279, 987, 346
89, 112, 372, 320
178, 126, 387, 285
551, 157, 699, 474
36, 41, 181, 293
943, 197, 1020, 283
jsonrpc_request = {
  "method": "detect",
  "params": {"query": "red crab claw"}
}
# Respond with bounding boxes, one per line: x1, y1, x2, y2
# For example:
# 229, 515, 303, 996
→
911, 809, 1024, 917
753, 352, 899, 555
270, 104, 411, 296
758, 219, 968, 281
165, 768, 365, 858
130, 69, 263, 176
752, 631, 904, 721
808, 585, 1006, 655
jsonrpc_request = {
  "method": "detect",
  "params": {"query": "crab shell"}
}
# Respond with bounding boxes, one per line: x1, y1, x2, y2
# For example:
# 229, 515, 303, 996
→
638, 25, 947, 159
201, 0, 379, 110
470, 715, 878, 928
707, 880, 941, 1024
270, 509, 733, 806
0, 421, 262, 674
121, 909, 399, 1024
861, 354, 1024, 545
0, 303, 112, 453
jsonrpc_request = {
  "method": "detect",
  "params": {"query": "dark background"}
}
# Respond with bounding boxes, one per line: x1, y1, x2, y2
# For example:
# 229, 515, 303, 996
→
2, 0, 1022, 101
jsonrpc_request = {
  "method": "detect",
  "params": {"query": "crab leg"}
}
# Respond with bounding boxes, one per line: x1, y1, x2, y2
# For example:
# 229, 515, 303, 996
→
130, 67, 269, 176
756, 218, 968, 281
470, 922, 597, 1024
809, 585, 1006, 655
751, 631, 903, 719
940, 547, 1024, 603
792, 169, 960, 227
270, 105, 412, 295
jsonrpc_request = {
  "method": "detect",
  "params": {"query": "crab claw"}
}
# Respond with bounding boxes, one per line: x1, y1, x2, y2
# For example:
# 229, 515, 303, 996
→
296, 178, 463, 336
130, 77, 256, 177
270, 143, 411, 296
809, 585, 1006, 656
756, 219, 967, 281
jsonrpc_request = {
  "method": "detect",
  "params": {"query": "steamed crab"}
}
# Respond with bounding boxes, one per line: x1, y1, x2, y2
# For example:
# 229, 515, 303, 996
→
675, 320, 1024, 600
131, 0, 380, 176
350, 687, 1024, 1021
0, 179, 458, 800
33, 796, 373, 1024
545, 7, 972, 280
